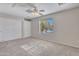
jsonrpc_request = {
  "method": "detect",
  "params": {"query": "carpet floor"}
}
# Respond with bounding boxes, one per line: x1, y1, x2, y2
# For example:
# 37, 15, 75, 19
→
0, 37, 79, 56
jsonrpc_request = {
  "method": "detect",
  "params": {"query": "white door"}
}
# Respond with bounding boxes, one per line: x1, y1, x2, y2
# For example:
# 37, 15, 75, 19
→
0, 18, 3, 42
0, 32, 2, 42
1, 17, 22, 42
23, 20, 31, 38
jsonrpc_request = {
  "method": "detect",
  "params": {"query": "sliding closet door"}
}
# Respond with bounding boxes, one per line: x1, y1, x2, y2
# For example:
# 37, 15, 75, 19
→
1, 17, 22, 42
0, 17, 31, 42
23, 20, 31, 38
0, 18, 2, 41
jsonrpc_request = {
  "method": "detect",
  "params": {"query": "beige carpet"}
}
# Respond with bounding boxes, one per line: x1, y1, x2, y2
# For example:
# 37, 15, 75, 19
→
21, 39, 53, 55
0, 37, 79, 56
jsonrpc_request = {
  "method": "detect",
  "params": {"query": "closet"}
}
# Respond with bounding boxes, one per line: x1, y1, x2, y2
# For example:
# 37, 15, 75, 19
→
0, 16, 31, 42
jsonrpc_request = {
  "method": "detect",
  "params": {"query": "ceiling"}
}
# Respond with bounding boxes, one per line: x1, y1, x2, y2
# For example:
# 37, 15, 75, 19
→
0, 3, 79, 19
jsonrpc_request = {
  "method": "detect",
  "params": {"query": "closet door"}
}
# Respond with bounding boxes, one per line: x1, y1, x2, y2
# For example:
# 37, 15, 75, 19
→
1, 17, 21, 42
0, 32, 2, 42
0, 18, 3, 42
23, 20, 31, 38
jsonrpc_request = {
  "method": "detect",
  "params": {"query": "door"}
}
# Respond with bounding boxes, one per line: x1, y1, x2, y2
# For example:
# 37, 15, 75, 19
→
1, 17, 22, 42
23, 20, 31, 38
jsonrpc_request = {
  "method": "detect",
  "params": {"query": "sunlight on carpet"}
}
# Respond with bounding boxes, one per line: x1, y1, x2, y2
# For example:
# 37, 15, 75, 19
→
21, 39, 53, 55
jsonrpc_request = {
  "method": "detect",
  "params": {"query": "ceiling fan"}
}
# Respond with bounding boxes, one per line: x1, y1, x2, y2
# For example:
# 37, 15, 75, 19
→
25, 3, 45, 16
12, 3, 45, 16
25, 3, 65, 16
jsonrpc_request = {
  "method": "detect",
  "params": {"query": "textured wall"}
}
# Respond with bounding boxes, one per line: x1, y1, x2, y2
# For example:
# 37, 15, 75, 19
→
31, 7, 79, 48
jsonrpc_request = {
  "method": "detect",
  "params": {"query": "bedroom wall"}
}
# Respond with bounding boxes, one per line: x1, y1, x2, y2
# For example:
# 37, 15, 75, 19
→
31, 7, 79, 48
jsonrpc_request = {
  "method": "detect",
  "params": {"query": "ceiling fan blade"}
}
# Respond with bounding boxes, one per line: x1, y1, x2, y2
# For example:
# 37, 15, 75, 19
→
39, 13, 43, 16
58, 3, 64, 6
12, 3, 16, 7
26, 9, 33, 13
39, 10, 45, 12
27, 3, 36, 8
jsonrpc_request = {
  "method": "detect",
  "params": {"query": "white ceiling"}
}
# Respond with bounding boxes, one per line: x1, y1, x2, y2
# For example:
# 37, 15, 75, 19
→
0, 3, 79, 19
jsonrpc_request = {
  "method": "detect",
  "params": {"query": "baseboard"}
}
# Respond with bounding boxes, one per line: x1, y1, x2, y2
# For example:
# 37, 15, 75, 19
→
0, 36, 32, 43
32, 36, 79, 49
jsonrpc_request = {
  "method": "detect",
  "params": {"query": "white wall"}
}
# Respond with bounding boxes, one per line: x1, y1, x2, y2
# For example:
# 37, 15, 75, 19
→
32, 7, 79, 48
0, 15, 31, 42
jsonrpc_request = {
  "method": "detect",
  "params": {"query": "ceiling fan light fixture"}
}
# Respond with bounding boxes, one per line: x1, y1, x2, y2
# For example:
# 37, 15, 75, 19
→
32, 12, 40, 16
